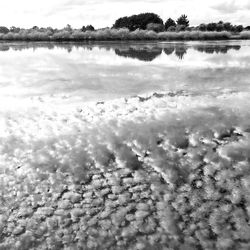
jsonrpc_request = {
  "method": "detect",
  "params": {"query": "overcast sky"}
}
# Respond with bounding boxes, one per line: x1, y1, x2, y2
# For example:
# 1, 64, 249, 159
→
0, 0, 249, 29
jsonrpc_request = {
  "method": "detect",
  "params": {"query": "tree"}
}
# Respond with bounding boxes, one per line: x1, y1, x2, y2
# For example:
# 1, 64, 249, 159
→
46, 27, 54, 34
198, 24, 207, 31
81, 26, 87, 32
113, 13, 163, 31
235, 25, 243, 33
176, 15, 189, 27
64, 24, 72, 32
223, 22, 233, 31
10, 26, 20, 33
207, 23, 217, 31
165, 18, 176, 31
86, 25, 95, 31
0, 26, 9, 34
216, 23, 224, 32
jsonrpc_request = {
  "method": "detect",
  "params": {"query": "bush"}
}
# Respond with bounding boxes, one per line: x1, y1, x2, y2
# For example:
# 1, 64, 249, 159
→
167, 26, 177, 32
114, 28, 130, 40
27, 31, 51, 41
52, 31, 72, 41
240, 31, 250, 39
2, 32, 20, 40
176, 25, 186, 32
128, 29, 148, 40
0, 28, 235, 41
146, 23, 164, 32
72, 30, 87, 40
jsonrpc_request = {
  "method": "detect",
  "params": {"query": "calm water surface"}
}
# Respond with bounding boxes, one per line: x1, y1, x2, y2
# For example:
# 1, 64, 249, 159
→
0, 40, 250, 106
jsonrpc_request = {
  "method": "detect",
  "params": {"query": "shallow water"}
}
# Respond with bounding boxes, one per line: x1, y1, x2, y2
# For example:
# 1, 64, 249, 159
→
1, 41, 250, 249
0, 40, 250, 107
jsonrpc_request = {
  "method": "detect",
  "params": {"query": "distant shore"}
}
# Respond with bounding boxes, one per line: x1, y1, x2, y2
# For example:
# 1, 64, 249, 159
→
0, 29, 250, 42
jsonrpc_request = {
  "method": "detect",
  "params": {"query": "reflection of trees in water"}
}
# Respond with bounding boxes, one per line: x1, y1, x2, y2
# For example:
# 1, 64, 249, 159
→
114, 47, 162, 62
0, 45, 10, 51
163, 44, 241, 60
164, 45, 188, 60
194, 45, 241, 54
163, 46, 175, 55
0, 42, 242, 61
0, 42, 93, 52
174, 45, 188, 60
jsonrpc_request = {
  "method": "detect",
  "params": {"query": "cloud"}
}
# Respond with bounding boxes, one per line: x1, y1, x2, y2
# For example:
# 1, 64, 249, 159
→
0, 0, 250, 28
211, 0, 250, 14
211, 0, 242, 14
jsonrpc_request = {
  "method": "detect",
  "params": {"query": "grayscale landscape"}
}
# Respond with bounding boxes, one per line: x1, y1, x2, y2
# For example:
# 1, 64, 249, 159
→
0, 1, 250, 249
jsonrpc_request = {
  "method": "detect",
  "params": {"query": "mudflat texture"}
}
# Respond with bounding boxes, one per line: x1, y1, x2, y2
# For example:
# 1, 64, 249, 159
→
0, 91, 250, 250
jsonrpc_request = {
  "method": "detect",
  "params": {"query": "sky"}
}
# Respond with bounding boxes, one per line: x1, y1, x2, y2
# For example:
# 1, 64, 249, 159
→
0, 0, 249, 29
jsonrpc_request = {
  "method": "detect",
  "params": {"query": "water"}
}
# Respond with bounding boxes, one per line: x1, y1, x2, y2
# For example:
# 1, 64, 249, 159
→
0, 40, 250, 107
1, 40, 250, 249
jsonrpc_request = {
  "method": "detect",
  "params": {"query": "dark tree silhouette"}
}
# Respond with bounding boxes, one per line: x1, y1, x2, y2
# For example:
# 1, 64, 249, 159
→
216, 23, 224, 32
235, 25, 243, 33
207, 23, 217, 31
223, 22, 233, 31
165, 18, 176, 31
197, 21, 243, 33
113, 13, 163, 31
198, 24, 207, 31
0, 26, 9, 34
176, 15, 189, 27
86, 25, 95, 31
81, 26, 87, 32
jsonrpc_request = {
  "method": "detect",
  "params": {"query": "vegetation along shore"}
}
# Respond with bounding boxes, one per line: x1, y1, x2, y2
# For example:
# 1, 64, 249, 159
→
0, 13, 250, 41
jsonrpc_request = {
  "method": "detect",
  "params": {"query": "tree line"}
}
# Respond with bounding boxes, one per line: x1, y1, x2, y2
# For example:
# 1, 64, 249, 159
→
113, 13, 246, 33
0, 24, 96, 35
0, 12, 249, 35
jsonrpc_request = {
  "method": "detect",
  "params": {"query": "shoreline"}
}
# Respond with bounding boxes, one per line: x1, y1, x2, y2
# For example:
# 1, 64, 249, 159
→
0, 30, 249, 42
